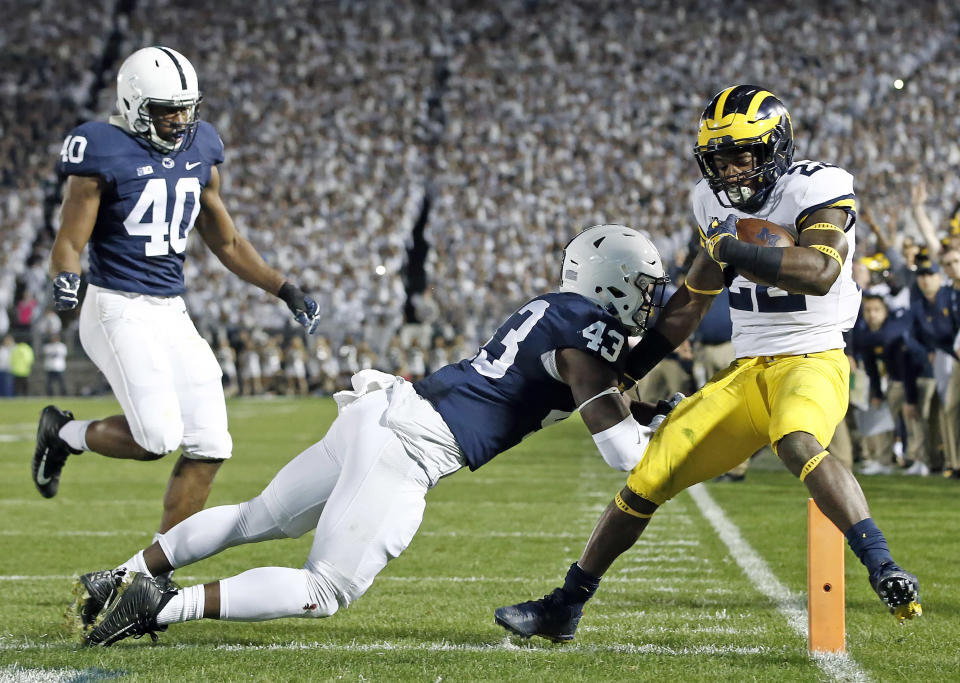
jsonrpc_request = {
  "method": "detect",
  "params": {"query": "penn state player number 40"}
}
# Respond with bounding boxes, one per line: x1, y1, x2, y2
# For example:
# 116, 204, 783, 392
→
34, 47, 324, 558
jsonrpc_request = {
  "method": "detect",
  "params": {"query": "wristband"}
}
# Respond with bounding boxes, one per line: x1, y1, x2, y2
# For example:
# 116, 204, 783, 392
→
623, 328, 675, 385
715, 238, 783, 283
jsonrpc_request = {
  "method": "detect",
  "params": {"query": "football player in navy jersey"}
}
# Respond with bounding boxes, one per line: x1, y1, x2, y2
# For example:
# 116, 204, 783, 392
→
67, 225, 675, 646
33, 47, 321, 540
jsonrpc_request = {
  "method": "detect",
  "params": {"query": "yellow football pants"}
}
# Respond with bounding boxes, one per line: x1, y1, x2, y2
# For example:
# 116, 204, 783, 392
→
626, 348, 849, 505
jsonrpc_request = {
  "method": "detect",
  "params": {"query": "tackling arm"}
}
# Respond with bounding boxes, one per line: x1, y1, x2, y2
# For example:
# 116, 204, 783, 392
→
557, 348, 661, 472
622, 250, 719, 385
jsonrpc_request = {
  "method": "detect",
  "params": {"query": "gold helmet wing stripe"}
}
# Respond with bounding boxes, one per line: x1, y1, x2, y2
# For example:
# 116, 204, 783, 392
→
712, 86, 734, 121
696, 116, 780, 148
745, 90, 775, 119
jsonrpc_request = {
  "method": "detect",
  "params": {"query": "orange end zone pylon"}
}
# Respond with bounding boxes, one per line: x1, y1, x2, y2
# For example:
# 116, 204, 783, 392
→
807, 498, 847, 653
807, 498, 845, 653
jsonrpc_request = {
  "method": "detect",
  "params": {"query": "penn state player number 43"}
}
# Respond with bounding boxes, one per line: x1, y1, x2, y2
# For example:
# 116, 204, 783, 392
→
65, 225, 680, 648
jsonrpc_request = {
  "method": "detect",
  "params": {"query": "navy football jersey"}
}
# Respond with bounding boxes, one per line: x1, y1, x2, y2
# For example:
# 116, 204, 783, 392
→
414, 292, 630, 470
56, 119, 224, 296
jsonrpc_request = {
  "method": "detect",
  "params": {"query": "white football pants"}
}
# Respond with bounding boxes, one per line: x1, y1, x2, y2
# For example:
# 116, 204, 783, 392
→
155, 373, 465, 620
79, 284, 231, 460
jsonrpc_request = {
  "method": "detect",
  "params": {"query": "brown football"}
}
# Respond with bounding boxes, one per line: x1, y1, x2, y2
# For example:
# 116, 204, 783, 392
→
736, 218, 795, 247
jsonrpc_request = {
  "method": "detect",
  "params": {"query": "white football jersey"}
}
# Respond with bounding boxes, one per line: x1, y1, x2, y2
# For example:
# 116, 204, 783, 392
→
691, 160, 861, 357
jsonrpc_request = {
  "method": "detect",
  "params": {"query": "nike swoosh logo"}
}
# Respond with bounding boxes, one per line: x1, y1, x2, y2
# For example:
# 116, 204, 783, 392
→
36, 451, 52, 485
185, 161, 202, 170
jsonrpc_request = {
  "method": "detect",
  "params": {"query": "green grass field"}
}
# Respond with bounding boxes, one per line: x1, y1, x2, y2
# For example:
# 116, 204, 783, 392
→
1, 397, 957, 681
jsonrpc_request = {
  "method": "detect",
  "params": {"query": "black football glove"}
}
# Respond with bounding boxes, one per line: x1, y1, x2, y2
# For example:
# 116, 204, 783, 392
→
53, 271, 81, 311
650, 392, 685, 431
278, 282, 320, 334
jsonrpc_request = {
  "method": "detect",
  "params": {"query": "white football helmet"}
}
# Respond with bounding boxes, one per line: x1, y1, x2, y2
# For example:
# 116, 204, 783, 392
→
116, 46, 202, 153
560, 225, 669, 335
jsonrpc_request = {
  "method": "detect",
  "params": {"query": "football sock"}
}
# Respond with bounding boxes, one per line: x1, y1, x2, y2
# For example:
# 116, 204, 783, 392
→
157, 584, 204, 625
157, 501, 287, 570
152, 533, 174, 582
844, 518, 895, 577
560, 562, 601, 604
58, 420, 92, 452
219, 567, 338, 620
116, 550, 152, 578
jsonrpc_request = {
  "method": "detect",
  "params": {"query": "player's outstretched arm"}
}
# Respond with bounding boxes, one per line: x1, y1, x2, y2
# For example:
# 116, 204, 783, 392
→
622, 250, 720, 385
195, 166, 285, 295
196, 167, 320, 332
558, 348, 651, 472
50, 175, 101, 310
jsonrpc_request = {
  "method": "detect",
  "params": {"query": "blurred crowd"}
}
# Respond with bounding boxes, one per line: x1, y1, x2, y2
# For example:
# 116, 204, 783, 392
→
3, 0, 960, 474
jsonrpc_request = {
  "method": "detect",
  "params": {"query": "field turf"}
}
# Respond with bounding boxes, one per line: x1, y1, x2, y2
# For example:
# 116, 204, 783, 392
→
1, 397, 957, 681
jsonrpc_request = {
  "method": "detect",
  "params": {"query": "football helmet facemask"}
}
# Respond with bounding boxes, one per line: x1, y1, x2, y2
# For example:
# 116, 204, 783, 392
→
116, 46, 202, 154
560, 225, 669, 335
694, 85, 794, 213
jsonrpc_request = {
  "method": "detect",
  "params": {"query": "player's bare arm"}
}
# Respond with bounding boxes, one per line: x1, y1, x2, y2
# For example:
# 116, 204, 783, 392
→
775, 207, 849, 295
622, 250, 718, 385
194, 165, 285, 295
556, 347, 629, 433
704, 208, 848, 296
50, 175, 102, 277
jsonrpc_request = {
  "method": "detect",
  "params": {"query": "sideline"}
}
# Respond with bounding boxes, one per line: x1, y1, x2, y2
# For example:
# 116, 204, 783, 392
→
688, 483, 869, 683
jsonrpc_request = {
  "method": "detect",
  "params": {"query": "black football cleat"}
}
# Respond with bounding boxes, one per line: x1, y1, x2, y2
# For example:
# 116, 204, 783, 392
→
69, 569, 126, 635
84, 572, 177, 647
494, 588, 583, 643
870, 564, 922, 624
32, 405, 81, 498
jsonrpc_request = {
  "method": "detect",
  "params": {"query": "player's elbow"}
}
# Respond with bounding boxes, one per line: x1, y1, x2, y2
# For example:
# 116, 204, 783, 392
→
810, 270, 839, 296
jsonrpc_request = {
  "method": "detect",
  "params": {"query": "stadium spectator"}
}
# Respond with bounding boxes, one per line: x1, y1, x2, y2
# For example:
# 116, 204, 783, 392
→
284, 336, 308, 396
239, 331, 264, 397
216, 337, 239, 398
904, 258, 956, 475
0, 335, 14, 398
940, 247, 960, 478
11, 339, 35, 396
851, 293, 911, 475
42, 333, 68, 396
14, 293, 39, 330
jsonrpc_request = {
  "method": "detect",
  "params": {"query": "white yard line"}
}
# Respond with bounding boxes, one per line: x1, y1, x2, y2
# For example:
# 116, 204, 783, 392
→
0, 636, 773, 657
688, 483, 869, 683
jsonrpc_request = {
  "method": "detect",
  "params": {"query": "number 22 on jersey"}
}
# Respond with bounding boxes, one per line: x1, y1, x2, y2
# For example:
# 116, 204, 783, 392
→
123, 177, 202, 257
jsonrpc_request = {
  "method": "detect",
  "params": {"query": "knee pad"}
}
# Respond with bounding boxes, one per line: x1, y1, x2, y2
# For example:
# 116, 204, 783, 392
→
182, 427, 232, 461
301, 562, 354, 617
236, 495, 290, 543
135, 417, 183, 457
